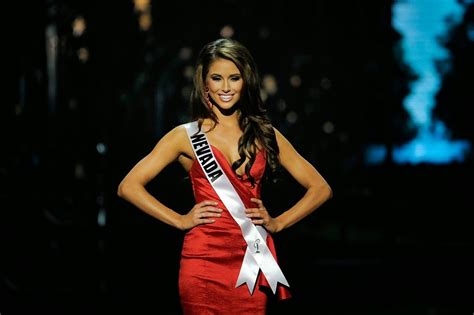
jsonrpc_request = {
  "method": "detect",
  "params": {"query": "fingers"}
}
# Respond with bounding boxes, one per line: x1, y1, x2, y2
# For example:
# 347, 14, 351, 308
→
251, 198, 263, 206
193, 200, 222, 225
191, 205, 221, 216
251, 219, 265, 225
199, 218, 216, 224
197, 207, 222, 217
192, 199, 269, 226
247, 198, 270, 225
193, 201, 222, 215
201, 206, 223, 213
246, 199, 266, 215
247, 215, 266, 224
245, 207, 269, 225
197, 200, 219, 207
245, 208, 262, 217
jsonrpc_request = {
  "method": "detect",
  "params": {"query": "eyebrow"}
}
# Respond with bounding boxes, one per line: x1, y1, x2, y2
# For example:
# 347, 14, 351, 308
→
209, 73, 241, 76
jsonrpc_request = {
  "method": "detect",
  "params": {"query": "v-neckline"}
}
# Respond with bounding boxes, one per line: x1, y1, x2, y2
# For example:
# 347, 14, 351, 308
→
209, 143, 262, 177
191, 143, 264, 177
209, 144, 235, 168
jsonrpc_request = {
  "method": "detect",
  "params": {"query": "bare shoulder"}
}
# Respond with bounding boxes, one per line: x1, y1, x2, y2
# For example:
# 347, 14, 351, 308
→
144, 123, 194, 164
272, 126, 297, 157
175, 122, 199, 160
163, 123, 193, 156
172, 123, 190, 142
272, 126, 284, 141
155, 124, 185, 151
272, 125, 309, 167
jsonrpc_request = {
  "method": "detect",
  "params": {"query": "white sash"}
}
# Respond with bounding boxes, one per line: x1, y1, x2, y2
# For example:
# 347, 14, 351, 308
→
184, 121, 289, 295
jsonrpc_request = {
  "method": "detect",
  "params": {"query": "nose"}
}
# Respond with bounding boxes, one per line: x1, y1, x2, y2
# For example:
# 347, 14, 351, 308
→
222, 80, 230, 92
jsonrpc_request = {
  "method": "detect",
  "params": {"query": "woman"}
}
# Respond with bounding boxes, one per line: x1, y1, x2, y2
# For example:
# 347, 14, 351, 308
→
117, 38, 332, 314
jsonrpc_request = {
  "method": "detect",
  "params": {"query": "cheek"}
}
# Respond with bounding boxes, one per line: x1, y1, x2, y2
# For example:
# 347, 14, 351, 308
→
207, 81, 219, 92
234, 82, 244, 93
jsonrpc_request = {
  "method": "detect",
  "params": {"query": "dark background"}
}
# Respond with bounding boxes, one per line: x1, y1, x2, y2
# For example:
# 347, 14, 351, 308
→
3, 0, 474, 314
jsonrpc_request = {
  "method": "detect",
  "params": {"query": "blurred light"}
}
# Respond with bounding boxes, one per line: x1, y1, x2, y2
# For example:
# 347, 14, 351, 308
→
43, 208, 66, 225
262, 74, 278, 95
322, 121, 335, 134
393, 121, 471, 164
277, 99, 287, 112
286, 111, 298, 124
134, 0, 150, 13
468, 23, 474, 41
96, 195, 105, 206
183, 66, 194, 80
339, 132, 348, 143
259, 26, 270, 39
320, 77, 331, 90
68, 99, 78, 110
72, 16, 86, 37
391, 0, 471, 164
364, 145, 387, 165
96, 143, 107, 155
134, 0, 152, 31
179, 47, 192, 61
97, 208, 106, 227
46, 24, 58, 114
77, 47, 89, 63
181, 86, 192, 100
290, 75, 302, 88
144, 52, 153, 64
139, 13, 152, 31
75, 163, 85, 179
260, 90, 268, 102
14, 104, 22, 115
220, 25, 234, 38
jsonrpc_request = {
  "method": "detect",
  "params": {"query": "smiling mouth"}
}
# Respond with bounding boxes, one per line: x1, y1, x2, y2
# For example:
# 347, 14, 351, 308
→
219, 95, 233, 102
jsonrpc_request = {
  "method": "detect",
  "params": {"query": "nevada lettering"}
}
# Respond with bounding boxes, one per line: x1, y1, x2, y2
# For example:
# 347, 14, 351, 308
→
190, 133, 223, 182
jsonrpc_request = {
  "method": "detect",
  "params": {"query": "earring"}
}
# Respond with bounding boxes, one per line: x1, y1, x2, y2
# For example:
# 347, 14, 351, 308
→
205, 87, 213, 109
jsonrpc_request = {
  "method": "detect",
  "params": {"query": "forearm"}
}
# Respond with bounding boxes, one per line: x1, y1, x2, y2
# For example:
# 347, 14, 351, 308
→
117, 182, 183, 230
275, 183, 332, 232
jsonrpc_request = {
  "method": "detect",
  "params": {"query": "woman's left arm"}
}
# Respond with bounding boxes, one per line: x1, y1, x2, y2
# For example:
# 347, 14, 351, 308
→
267, 127, 332, 233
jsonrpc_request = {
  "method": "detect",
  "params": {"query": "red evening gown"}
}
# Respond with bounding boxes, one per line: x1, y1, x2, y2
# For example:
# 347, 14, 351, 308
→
179, 145, 291, 314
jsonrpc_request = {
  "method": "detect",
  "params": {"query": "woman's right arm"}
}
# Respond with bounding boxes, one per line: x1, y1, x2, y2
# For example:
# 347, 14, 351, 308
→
117, 125, 222, 230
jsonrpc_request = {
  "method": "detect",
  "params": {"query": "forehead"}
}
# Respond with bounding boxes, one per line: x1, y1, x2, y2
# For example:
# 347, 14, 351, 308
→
208, 58, 240, 74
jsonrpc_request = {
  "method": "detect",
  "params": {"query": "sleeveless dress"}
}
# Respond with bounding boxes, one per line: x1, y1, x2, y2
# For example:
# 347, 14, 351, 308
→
179, 144, 291, 314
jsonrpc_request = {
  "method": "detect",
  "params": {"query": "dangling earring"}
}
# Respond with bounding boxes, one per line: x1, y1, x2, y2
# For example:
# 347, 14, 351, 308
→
205, 87, 213, 109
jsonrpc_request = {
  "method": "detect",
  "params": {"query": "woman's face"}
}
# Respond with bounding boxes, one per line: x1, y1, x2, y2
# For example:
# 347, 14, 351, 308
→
205, 58, 243, 110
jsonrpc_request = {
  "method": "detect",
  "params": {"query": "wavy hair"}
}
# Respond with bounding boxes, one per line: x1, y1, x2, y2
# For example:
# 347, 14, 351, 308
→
190, 38, 279, 187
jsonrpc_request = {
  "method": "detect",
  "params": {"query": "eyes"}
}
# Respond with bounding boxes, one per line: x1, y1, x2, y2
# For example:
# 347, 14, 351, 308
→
210, 75, 242, 82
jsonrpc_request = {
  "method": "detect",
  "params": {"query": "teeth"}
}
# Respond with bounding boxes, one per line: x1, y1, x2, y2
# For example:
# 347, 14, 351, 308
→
219, 95, 232, 102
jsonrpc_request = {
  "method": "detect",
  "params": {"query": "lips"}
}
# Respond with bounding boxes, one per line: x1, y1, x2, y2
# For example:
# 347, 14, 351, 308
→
219, 94, 233, 102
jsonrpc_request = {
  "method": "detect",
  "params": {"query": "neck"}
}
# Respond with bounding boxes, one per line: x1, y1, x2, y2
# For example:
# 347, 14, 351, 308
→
210, 106, 241, 129
216, 112, 240, 127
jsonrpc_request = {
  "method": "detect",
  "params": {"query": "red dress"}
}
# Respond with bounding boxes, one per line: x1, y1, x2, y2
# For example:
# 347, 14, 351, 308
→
179, 145, 291, 314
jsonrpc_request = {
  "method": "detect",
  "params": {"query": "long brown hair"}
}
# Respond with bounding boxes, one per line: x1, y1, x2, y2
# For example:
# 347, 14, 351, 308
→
190, 38, 279, 186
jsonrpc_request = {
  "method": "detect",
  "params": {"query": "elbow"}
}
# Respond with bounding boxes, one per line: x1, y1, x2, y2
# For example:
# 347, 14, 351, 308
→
325, 183, 333, 200
314, 182, 332, 202
308, 182, 333, 204
117, 179, 144, 200
117, 180, 130, 199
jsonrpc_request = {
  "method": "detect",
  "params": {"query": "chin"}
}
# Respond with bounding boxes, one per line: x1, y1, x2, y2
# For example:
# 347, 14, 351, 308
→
220, 102, 236, 108
216, 101, 239, 110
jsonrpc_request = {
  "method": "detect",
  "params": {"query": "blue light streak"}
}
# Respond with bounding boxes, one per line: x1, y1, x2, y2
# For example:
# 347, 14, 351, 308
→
390, 0, 471, 164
